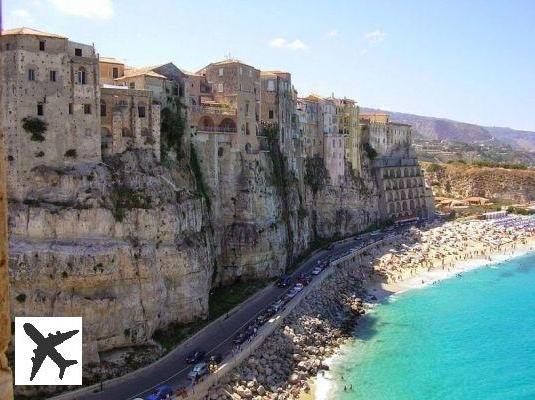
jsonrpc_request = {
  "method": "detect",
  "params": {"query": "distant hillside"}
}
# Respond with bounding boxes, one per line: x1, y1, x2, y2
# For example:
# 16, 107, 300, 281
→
362, 108, 535, 152
421, 161, 535, 203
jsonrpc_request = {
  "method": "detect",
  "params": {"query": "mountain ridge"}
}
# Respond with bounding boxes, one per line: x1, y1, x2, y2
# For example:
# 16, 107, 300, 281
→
362, 108, 535, 152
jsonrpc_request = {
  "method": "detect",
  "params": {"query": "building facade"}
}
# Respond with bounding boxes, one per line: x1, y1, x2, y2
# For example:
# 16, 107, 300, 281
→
0, 28, 101, 199
191, 60, 261, 153
361, 113, 434, 221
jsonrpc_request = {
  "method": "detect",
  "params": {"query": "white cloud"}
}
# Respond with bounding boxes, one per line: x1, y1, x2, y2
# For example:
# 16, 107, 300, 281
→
364, 29, 386, 43
269, 37, 287, 48
269, 37, 309, 51
327, 29, 338, 38
48, 0, 114, 19
359, 48, 369, 56
287, 39, 308, 50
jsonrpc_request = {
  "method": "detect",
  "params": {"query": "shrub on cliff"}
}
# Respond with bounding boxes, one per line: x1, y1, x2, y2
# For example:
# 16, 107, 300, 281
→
305, 155, 328, 194
22, 116, 47, 141
363, 142, 378, 160
160, 97, 185, 160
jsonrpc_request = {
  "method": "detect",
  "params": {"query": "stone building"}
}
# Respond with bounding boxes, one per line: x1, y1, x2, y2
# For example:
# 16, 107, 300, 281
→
296, 96, 323, 158
333, 97, 361, 174
100, 86, 160, 159
0, 28, 101, 200
319, 97, 345, 185
191, 60, 261, 153
260, 71, 295, 152
361, 113, 434, 221
0, 108, 13, 400
98, 57, 124, 85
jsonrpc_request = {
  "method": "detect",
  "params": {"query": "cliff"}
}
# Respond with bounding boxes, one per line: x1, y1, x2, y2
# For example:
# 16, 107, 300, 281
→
422, 161, 535, 203
8, 143, 379, 372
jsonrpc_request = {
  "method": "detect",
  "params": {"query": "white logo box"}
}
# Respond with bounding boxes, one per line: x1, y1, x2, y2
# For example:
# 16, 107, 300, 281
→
15, 317, 83, 386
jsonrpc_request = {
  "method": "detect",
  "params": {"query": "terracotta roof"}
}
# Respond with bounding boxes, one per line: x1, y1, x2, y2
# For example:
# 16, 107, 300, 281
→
115, 67, 167, 80
1, 27, 66, 39
100, 57, 124, 65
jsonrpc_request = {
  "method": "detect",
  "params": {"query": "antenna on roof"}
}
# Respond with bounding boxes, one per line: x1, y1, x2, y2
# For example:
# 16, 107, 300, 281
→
225, 52, 232, 60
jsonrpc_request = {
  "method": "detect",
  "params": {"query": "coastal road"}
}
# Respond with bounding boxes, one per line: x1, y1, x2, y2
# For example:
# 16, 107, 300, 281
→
68, 226, 412, 400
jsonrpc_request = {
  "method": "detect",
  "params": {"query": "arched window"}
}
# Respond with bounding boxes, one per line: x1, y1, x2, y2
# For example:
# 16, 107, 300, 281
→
77, 67, 87, 85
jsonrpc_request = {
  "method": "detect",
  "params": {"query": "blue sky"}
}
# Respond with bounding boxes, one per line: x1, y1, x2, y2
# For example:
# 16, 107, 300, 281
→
4, 0, 535, 131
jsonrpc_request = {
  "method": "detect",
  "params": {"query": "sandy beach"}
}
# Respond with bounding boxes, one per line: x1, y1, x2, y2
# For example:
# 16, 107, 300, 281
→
305, 217, 535, 400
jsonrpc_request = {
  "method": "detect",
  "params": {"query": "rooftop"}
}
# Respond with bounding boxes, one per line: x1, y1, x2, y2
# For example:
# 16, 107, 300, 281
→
100, 56, 124, 65
1, 27, 66, 39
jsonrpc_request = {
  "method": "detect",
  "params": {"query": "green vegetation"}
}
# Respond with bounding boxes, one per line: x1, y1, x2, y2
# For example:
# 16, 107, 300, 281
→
426, 163, 444, 173
15, 293, 26, 303
153, 279, 270, 352
304, 155, 328, 194
22, 116, 47, 141
110, 185, 152, 222
64, 149, 77, 158
160, 97, 185, 160
189, 144, 211, 208
363, 142, 378, 160
507, 206, 535, 215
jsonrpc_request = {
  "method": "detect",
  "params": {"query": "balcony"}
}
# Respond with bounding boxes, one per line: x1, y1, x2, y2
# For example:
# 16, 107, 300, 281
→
190, 105, 236, 116
197, 126, 237, 133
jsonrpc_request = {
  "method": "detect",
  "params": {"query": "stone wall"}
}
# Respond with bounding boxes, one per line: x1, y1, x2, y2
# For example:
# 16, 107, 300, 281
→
0, 33, 101, 201
0, 116, 13, 400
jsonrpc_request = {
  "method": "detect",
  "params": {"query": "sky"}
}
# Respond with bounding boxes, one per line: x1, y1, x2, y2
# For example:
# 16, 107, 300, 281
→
4, 0, 535, 131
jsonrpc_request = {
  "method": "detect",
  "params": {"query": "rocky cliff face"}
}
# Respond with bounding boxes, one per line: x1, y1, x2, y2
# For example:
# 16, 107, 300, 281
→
8, 142, 379, 366
422, 161, 535, 203
8, 151, 213, 363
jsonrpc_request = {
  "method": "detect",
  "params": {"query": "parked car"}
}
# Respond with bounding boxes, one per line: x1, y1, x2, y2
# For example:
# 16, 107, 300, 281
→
270, 299, 285, 313
188, 362, 208, 380
276, 276, 291, 288
311, 266, 322, 275
145, 385, 173, 400
233, 333, 247, 345
185, 350, 206, 364
294, 283, 304, 292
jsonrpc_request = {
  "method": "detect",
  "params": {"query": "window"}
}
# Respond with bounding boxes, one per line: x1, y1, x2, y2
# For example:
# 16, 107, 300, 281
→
218, 68, 224, 76
37, 103, 44, 116
217, 83, 223, 92
245, 101, 249, 116
28, 69, 36, 81
77, 68, 86, 84
69, 103, 73, 115
100, 101, 107, 117
267, 80, 275, 92
39, 40, 45, 51
138, 105, 146, 118
112, 67, 119, 78
49, 70, 57, 82
129, 82, 136, 89
246, 122, 250, 135
6, 43, 11, 50
249, 69, 252, 77
239, 67, 243, 75
268, 110, 274, 119
75, 48, 82, 56
84, 104, 91, 114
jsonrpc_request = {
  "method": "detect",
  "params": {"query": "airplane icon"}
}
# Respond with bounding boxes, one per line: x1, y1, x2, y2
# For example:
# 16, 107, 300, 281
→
23, 322, 79, 381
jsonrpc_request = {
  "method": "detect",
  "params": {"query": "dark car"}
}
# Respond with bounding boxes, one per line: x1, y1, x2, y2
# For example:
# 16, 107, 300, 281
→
233, 333, 247, 345
185, 350, 206, 364
276, 276, 291, 288
145, 385, 173, 400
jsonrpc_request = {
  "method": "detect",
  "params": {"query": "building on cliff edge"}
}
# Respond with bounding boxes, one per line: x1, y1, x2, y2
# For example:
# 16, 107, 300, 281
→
360, 113, 435, 221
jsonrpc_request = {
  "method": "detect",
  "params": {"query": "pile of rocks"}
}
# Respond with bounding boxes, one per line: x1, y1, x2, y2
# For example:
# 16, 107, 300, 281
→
207, 262, 370, 400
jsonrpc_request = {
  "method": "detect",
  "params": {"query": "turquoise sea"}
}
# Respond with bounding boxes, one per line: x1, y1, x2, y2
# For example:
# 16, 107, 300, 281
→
331, 252, 535, 400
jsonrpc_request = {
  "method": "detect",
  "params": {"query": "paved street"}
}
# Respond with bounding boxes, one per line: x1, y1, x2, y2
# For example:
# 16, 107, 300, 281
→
68, 226, 413, 400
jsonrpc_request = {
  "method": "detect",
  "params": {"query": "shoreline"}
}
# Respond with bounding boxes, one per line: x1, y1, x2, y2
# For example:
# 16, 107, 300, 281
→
205, 217, 535, 400
308, 233, 535, 400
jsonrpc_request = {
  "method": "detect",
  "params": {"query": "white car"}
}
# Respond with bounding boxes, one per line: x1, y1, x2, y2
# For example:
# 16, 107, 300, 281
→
294, 283, 304, 291
311, 266, 322, 275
